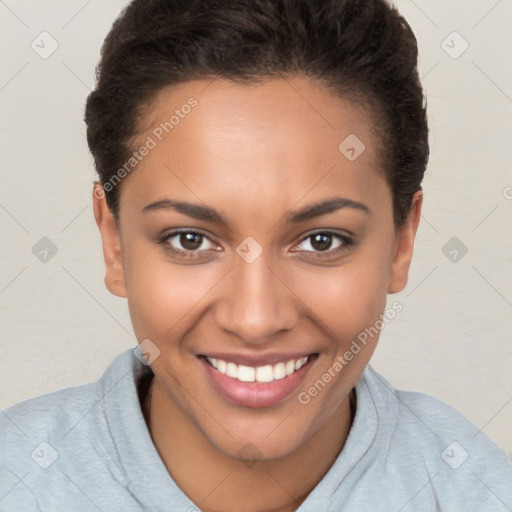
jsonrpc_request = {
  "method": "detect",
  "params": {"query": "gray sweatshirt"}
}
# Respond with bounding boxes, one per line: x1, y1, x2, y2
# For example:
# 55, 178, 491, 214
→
1, 348, 511, 511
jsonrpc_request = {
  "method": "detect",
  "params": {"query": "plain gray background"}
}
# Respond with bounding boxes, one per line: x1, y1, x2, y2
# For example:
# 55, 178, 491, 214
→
1, 0, 511, 456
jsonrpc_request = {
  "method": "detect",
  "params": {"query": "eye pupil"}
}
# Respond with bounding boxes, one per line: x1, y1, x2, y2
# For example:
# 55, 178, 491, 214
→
311, 233, 332, 251
180, 233, 202, 250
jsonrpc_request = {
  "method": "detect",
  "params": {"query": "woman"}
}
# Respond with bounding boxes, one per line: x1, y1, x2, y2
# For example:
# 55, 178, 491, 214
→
1, 0, 511, 510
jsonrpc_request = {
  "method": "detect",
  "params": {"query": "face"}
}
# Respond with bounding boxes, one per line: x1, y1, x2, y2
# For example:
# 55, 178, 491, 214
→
94, 76, 421, 461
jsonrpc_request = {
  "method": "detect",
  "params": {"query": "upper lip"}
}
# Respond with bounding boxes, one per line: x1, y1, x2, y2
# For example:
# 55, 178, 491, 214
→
199, 352, 317, 367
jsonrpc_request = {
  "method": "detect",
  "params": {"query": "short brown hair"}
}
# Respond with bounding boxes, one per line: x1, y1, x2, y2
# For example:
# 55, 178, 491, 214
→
85, 0, 429, 227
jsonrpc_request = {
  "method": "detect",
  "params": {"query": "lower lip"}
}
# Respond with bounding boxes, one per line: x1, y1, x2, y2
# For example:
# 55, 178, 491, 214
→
199, 356, 316, 408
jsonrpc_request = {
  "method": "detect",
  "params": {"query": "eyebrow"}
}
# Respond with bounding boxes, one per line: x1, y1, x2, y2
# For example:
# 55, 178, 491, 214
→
142, 196, 370, 225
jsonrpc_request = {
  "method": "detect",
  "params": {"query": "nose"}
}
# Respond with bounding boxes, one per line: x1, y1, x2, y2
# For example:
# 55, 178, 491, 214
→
213, 254, 299, 344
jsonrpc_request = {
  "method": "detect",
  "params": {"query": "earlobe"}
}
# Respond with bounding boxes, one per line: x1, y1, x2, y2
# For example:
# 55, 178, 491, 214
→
92, 183, 128, 298
388, 191, 423, 294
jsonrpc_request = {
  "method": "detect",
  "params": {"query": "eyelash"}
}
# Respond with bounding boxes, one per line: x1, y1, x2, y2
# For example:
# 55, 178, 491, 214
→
159, 228, 355, 260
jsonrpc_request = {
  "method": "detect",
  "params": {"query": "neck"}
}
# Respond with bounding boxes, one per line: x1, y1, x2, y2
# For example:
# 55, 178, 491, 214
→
142, 376, 355, 512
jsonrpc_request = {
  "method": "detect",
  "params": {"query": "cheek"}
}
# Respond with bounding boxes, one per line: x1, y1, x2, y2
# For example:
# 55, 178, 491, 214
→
286, 255, 392, 343
290, 258, 392, 427
122, 242, 220, 342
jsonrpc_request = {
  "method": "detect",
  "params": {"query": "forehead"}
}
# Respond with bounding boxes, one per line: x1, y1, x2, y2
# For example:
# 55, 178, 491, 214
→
122, 76, 389, 218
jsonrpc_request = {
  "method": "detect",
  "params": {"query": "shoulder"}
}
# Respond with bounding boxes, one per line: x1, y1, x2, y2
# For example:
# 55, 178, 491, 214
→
1, 381, 98, 441
0, 379, 99, 509
363, 365, 505, 449
362, 366, 512, 508
0, 349, 135, 468
0, 349, 145, 510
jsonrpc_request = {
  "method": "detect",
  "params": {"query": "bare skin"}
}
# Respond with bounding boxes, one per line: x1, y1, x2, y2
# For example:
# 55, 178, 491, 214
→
93, 76, 422, 512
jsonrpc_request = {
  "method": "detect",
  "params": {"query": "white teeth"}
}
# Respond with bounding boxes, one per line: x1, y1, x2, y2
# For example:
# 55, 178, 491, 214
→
238, 365, 256, 382
256, 365, 274, 383
295, 357, 308, 371
273, 362, 286, 380
226, 362, 238, 379
205, 355, 311, 383
217, 359, 227, 374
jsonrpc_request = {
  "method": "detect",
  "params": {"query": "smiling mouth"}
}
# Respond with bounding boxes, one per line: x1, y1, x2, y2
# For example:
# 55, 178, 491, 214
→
200, 354, 318, 383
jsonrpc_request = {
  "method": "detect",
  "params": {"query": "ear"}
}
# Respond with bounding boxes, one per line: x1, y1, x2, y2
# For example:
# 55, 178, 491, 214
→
388, 190, 423, 294
92, 183, 127, 298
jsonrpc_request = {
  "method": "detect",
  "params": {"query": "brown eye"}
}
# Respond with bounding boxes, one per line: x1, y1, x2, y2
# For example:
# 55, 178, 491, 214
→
161, 230, 217, 255
294, 230, 354, 256
180, 232, 203, 250
310, 233, 333, 251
